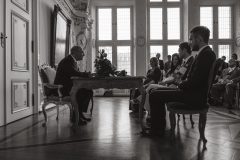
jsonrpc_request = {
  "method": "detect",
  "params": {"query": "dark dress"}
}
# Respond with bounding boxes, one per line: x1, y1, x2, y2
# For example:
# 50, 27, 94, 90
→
144, 67, 162, 85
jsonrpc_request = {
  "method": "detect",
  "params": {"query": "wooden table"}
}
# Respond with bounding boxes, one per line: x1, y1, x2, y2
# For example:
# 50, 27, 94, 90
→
70, 76, 146, 130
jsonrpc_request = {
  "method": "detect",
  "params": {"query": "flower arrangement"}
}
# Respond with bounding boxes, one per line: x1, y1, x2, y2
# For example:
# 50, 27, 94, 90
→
94, 49, 127, 77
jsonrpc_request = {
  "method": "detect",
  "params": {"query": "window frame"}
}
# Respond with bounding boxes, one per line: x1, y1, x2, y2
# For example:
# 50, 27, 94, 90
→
96, 6, 134, 75
147, 0, 183, 64
200, 5, 234, 60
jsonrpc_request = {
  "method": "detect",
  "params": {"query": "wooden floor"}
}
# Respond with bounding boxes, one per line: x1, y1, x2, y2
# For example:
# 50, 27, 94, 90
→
0, 97, 240, 160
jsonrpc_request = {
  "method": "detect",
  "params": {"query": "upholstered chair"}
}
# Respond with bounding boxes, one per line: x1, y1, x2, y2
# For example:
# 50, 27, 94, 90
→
38, 64, 72, 127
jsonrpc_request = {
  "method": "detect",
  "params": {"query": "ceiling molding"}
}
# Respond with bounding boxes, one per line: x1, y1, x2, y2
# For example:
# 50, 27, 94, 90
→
55, 0, 93, 31
65, 0, 89, 18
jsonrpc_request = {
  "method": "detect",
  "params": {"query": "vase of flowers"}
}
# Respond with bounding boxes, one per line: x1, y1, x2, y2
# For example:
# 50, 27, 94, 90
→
94, 49, 127, 77
94, 49, 116, 77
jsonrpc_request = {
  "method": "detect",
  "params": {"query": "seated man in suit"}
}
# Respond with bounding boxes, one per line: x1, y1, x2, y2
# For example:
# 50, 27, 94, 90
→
210, 59, 240, 107
54, 46, 93, 125
149, 26, 216, 136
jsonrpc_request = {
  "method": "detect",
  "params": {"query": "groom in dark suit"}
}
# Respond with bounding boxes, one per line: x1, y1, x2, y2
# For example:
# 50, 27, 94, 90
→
54, 46, 93, 125
149, 26, 216, 135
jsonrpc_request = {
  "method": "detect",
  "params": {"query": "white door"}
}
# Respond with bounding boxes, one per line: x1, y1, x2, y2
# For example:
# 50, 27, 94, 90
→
5, 0, 33, 123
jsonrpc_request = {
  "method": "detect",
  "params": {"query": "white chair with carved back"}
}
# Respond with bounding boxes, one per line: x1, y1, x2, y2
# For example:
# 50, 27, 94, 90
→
38, 64, 73, 127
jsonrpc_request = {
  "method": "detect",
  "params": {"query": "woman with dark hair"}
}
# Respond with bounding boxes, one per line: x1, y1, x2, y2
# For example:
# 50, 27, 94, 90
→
160, 53, 181, 86
232, 53, 239, 67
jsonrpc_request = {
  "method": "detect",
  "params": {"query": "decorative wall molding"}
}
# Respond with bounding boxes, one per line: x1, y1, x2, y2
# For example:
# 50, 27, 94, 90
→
11, 0, 29, 13
54, 0, 93, 45
11, 12, 29, 71
11, 80, 29, 113
54, 0, 72, 19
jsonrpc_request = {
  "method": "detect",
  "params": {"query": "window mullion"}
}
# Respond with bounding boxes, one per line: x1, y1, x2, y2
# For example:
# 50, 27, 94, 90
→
112, 7, 117, 66
213, 6, 218, 41
163, 7, 167, 41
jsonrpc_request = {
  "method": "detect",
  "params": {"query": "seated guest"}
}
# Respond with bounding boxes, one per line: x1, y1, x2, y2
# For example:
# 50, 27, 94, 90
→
144, 57, 162, 88
156, 53, 164, 81
210, 59, 240, 106
225, 77, 240, 109
178, 42, 194, 81
164, 55, 172, 73
213, 58, 228, 83
221, 56, 228, 69
149, 26, 216, 136
54, 46, 93, 125
156, 53, 164, 70
160, 53, 181, 87
144, 42, 194, 119
130, 57, 161, 105
232, 53, 239, 67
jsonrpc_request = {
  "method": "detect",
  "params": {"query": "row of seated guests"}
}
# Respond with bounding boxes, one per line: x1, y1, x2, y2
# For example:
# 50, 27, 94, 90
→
146, 26, 216, 136
210, 58, 240, 109
143, 42, 194, 120
217, 53, 239, 73
130, 42, 194, 119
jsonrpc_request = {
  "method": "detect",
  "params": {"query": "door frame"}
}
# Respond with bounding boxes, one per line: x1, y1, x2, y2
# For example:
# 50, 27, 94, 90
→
32, 0, 40, 114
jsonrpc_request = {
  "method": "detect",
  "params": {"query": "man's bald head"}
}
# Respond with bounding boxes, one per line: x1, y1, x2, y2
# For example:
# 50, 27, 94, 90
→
70, 46, 85, 61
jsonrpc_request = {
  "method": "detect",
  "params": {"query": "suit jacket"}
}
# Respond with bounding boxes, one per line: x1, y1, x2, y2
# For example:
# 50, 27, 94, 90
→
54, 55, 89, 96
181, 56, 194, 80
179, 46, 216, 104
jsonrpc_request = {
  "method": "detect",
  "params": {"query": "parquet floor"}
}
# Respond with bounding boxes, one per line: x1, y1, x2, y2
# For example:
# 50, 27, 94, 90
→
0, 97, 239, 160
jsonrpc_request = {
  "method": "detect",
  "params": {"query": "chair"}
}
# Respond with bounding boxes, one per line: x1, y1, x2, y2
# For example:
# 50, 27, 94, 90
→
177, 114, 194, 127
166, 61, 217, 147
38, 64, 73, 127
